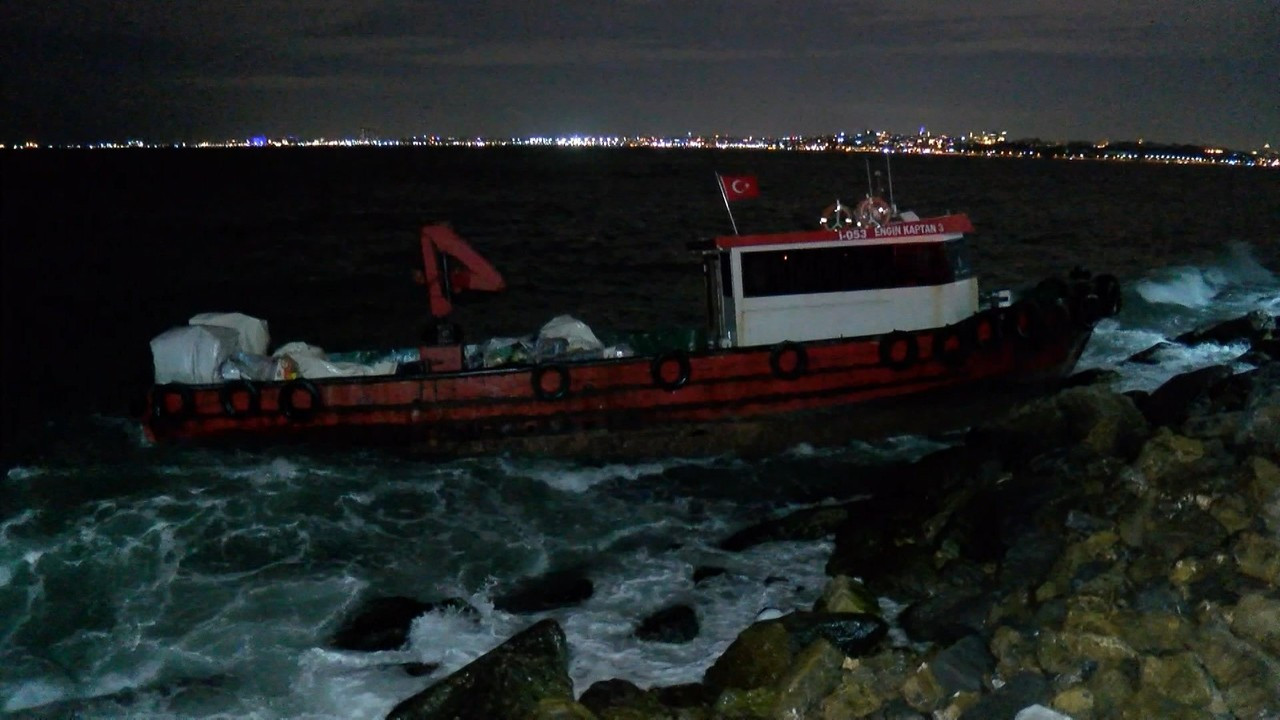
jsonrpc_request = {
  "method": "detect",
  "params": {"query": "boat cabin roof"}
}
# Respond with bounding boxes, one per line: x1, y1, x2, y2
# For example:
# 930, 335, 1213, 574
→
713, 213, 974, 250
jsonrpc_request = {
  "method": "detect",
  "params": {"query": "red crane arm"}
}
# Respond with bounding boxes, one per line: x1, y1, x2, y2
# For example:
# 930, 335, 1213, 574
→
417, 224, 506, 319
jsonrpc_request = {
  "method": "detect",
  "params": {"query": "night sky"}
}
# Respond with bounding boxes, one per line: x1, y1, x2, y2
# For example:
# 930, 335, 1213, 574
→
3, 1, 1276, 149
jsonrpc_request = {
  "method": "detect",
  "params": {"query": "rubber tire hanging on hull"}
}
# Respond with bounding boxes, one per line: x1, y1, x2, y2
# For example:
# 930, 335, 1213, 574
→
879, 331, 919, 370
969, 310, 1004, 353
220, 380, 261, 418
651, 351, 692, 391
279, 380, 322, 421
932, 324, 973, 368
769, 342, 808, 380
532, 364, 571, 401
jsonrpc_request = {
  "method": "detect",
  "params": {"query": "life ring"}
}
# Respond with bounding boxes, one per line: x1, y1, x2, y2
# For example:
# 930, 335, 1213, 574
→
279, 379, 322, 421
819, 202, 853, 231
651, 350, 692, 391
769, 342, 808, 380
969, 310, 1003, 353
531, 364, 571, 401
932, 324, 972, 367
1093, 274, 1122, 317
151, 384, 194, 424
878, 331, 918, 370
219, 380, 260, 418
854, 196, 892, 228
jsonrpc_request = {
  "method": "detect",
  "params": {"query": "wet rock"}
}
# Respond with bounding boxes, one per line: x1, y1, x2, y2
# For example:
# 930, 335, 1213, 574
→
386, 619, 573, 720
813, 575, 879, 615
962, 671, 1050, 720
975, 385, 1148, 464
529, 698, 597, 719
718, 503, 849, 551
817, 650, 916, 719
1194, 625, 1280, 718
1125, 341, 1178, 365
1139, 652, 1215, 709
577, 678, 666, 718
899, 590, 995, 645
634, 604, 699, 644
703, 620, 793, 691
990, 626, 1042, 679
1174, 309, 1275, 347
493, 567, 595, 613
928, 634, 995, 696
651, 682, 718, 709
780, 611, 889, 658
703, 612, 887, 692
331, 596, 475, 652
1232, 532, 1280, 586
1050, 687, 1095, 718
773, 638, 846, 719
1133, 427, 1207, 485
1036, 628, 1138, 677
1239, 365, 1280, 453
1138, 365, 1234, 429
712, 686, 779, 718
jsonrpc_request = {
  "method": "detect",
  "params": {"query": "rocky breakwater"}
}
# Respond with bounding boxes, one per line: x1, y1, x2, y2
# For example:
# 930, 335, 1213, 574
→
366, 317, 1278, 719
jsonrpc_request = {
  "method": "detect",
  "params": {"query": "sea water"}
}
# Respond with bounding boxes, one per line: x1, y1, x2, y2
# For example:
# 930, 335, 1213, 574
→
2, 149, 1277, 717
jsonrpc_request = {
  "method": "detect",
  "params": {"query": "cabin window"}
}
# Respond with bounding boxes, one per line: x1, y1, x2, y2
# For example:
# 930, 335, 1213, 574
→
739, 239, 972, 298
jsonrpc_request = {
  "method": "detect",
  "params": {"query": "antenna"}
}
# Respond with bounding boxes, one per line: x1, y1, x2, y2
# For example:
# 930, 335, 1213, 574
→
864, 158, 873, 199
885, 150, 896, 214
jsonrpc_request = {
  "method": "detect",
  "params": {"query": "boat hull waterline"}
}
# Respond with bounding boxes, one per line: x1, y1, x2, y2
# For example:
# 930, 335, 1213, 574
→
144, 303, 1096, 455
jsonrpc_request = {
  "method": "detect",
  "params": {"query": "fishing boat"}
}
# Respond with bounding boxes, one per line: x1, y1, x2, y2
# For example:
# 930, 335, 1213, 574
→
141, 183, 1121, 457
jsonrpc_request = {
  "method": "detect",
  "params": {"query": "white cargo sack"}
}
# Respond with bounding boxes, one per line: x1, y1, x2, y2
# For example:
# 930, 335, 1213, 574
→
189, 312, 270, 355
150, 324, 242, 384
272, 340, 395, 378
538, 315, 603, 352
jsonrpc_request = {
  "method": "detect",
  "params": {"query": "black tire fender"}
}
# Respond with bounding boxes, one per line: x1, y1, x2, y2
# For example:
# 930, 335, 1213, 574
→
531, 364, 571, 401
879, 331, 919, 370
279, 379, 322, 421
769, 342, 808, 380
650, 350, 692, 391
219, 380, 260, 418
933, 323, 973, 368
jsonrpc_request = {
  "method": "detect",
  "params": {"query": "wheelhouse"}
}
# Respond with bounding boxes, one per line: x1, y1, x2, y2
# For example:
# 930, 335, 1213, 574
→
699, 213, 978, 347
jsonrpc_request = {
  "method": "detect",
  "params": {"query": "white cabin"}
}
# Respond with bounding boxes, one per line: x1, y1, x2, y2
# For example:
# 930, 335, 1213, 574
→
701, 213, 979, 348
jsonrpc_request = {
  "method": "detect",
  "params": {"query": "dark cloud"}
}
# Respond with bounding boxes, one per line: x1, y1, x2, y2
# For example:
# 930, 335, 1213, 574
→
1, 0, 1276, 147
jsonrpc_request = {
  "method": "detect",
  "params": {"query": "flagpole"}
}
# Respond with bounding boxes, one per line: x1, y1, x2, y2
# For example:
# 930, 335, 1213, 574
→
716, 173, 740, 235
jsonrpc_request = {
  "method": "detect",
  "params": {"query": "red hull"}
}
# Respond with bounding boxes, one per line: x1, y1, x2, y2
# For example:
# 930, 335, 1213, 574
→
143, 306, 1093, 457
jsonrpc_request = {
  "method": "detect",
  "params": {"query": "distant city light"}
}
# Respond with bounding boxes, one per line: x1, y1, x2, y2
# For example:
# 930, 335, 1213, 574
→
2, 131, 1275, 168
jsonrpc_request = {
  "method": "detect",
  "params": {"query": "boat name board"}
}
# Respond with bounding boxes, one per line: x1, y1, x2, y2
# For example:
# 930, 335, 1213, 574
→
715, 214, 974, 250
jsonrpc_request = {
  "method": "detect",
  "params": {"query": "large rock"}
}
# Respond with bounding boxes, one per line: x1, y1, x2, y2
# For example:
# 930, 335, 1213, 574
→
1139, 365, 1234, 429
634, 604, 699, 644
1174, 310, 1275, 347
975, 385, 1148, 463
1194, 625, 1280, 718
493, 567, 595, 613
577, 678, 667, 718
386, 619, 573, 720
702, 612, 887, 691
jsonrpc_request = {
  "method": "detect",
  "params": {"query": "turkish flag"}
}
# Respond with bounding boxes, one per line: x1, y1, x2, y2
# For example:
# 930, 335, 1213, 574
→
719, 174, 759, 201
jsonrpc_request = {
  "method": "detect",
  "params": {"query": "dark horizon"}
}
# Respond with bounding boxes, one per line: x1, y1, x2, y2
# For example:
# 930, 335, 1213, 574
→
2, 1, 1277, 151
